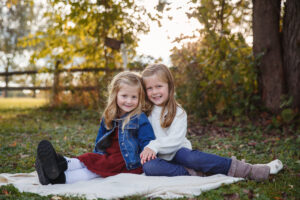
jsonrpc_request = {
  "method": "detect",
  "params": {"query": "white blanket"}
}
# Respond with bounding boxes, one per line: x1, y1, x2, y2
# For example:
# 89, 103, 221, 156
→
0, 172, 243, 199
0, 159, 283, 199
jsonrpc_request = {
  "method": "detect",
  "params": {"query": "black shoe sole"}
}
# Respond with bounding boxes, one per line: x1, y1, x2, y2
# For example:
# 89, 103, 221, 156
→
37, 140, 60, 179
35, 157, 50, 185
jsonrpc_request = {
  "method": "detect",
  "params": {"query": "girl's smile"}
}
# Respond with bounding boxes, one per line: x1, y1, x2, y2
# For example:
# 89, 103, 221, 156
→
143, 75, 169, 106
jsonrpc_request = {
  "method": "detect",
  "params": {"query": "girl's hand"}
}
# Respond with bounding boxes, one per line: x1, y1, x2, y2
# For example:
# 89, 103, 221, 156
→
140, 147, 156, 164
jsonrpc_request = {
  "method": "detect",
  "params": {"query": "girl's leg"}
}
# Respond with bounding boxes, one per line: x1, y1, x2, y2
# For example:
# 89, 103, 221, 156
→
143, 158, 190, 176
173, 147, 231, 175
36, 140, 67, 185
174, 148, 280, 181
64, 167, 100, 184
64, 157, 86, 171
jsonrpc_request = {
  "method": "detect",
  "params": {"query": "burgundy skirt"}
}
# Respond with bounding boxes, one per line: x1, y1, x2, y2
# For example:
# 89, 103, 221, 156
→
77, 129, 142, 177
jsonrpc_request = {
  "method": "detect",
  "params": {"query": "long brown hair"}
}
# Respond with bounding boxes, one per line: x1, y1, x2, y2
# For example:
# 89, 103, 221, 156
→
103, 71, 145, 130
142, 63, 179, 128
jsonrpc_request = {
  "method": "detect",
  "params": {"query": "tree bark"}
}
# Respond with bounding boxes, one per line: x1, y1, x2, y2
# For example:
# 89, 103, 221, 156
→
283, 0, 300, 109
252, 0, 284, 113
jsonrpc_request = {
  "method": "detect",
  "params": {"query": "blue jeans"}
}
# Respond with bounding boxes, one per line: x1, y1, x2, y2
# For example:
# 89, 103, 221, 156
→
143, 147, 232, 176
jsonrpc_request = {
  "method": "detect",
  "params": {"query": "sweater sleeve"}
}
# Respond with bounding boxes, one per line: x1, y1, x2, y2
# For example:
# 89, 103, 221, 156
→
146, 109, 187, 155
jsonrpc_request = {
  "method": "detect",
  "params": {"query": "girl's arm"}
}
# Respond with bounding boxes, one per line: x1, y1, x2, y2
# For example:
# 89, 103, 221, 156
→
146, 110, 188, 155
137, 113, 156, 164
93, 119, 106, 153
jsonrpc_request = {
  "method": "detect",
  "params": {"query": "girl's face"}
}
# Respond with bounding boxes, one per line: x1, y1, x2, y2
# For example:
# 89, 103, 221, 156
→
143, 74, 169, 106
117, 84, 139, 116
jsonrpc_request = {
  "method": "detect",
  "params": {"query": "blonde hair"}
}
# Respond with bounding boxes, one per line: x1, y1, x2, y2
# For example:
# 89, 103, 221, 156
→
142, 63, 179, 128
103, 71, 145, 130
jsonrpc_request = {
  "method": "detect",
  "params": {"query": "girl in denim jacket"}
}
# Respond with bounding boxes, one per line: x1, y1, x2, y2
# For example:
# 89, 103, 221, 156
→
35, 71, 155, 185
140, 64, 282, 181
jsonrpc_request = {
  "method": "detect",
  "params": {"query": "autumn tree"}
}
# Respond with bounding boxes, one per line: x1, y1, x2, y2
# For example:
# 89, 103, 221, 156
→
21, 0, 153, 107
253, 0, 300, 112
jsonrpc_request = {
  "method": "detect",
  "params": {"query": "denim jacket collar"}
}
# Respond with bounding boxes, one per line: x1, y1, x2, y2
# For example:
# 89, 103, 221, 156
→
112, 112, 139, 123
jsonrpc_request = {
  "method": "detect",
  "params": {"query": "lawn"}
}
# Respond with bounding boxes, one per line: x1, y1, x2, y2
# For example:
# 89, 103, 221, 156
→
0, 98, 48, 109
0, 98, 299, 199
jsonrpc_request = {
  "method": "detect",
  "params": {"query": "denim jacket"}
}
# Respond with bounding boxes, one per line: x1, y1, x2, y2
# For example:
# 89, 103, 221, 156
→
93, 112, 155, 170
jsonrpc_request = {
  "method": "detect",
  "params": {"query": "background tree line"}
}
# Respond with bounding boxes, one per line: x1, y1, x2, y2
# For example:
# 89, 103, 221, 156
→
0, 0, 299, 125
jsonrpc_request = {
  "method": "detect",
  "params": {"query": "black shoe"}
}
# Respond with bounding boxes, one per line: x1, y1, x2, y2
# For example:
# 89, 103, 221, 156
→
49, 172, 66, 184
35, 157, 50, 185
37, 140, 60, 179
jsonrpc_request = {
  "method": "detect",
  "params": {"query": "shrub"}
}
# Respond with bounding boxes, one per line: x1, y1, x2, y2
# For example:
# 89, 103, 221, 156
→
171, 33, 258, 118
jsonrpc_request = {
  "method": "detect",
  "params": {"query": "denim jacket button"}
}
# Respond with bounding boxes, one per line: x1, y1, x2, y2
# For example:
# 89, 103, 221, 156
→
125, 154, 128, 157
122, 142, 124, 146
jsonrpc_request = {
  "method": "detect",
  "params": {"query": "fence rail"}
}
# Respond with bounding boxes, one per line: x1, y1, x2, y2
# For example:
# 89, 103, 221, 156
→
0, 64, 121, 99
0, 67, 119, 76
0, 86, 99, 91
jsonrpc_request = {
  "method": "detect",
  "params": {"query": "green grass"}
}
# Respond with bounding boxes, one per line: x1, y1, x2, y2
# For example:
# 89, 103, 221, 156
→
0, 98, 299, 199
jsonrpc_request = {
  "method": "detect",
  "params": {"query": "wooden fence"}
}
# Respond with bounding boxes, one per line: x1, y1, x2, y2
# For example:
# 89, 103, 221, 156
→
0, 61, 121, 101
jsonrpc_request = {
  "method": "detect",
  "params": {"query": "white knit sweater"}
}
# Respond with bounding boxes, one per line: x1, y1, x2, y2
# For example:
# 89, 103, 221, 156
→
146, 105, 192, 161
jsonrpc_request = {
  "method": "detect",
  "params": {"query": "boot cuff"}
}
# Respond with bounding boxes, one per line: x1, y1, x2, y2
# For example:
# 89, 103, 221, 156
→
227, 156, 237, 176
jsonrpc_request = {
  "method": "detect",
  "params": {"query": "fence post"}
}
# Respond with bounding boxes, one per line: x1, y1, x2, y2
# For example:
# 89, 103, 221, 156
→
32, 73, 36, 98
51, 60, 61, 106
4, 68, 9, 98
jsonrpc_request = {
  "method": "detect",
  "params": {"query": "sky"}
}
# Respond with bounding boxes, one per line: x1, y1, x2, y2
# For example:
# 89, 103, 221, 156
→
136, 0, 201, 64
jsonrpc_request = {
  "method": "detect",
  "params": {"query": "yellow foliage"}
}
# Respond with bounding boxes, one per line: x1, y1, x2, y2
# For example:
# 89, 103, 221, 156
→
6, 0, 19, 8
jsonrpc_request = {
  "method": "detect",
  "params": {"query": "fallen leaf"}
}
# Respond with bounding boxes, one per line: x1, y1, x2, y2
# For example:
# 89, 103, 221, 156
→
9, 141, 17, 147
274, 197, 282, 200
248, 141, 257, 146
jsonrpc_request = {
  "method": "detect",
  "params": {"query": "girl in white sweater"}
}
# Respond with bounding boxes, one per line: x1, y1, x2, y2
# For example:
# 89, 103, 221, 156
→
140, 63, 282, 181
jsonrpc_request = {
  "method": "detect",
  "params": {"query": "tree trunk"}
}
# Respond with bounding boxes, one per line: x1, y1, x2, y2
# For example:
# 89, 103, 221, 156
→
283, 0, 300, 109
252, 0, 284, 113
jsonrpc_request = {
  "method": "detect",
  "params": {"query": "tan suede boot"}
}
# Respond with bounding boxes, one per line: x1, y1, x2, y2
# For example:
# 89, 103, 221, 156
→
227, 157, 270, 181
